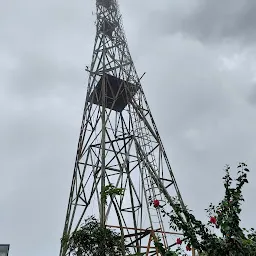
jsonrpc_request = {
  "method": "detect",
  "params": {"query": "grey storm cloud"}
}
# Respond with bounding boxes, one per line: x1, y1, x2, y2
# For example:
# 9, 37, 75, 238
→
1, 0, 256, 255
248, 83, 256, 105
142, 0, 256, 45
182, 0, 256, 44
8, 51, 83, 98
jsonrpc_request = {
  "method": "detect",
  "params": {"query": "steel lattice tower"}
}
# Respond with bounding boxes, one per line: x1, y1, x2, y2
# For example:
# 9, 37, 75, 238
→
60, 0, 187, 255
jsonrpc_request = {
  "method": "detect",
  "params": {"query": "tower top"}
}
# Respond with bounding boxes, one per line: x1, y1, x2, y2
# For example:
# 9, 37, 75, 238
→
97, 0, 115, 7
96, 0, 124, 38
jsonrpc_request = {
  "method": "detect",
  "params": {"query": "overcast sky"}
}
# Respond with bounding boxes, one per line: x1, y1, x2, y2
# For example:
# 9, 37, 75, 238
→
1, 0, 256, 255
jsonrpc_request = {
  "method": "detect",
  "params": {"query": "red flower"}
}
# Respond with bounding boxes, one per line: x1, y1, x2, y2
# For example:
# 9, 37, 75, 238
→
153, 199, 160, 208
186, 245, 191, 251
210, 216, 217, 224
176, 238, 182, 245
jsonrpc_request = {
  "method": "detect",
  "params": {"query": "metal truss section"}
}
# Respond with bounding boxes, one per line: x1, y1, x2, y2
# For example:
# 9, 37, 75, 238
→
60, 0, 186, 255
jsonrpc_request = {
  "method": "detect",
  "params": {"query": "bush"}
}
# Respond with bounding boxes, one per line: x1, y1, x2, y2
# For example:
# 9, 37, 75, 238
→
154, 163, 256, 256
67, 216, 129, 256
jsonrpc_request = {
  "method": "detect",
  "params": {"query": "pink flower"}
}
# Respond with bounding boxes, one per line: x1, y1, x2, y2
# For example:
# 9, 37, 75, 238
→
153, 199, 160, 208
176, 238, 182, 245
210, 216, 217, 225
186, 245, 191, 251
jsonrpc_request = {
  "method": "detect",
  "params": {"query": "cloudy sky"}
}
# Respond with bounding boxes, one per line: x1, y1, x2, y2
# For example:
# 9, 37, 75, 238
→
1, 0, 256, 255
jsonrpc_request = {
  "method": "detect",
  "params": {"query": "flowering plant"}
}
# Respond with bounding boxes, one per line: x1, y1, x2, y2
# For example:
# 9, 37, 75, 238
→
154, 163, 256, 256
